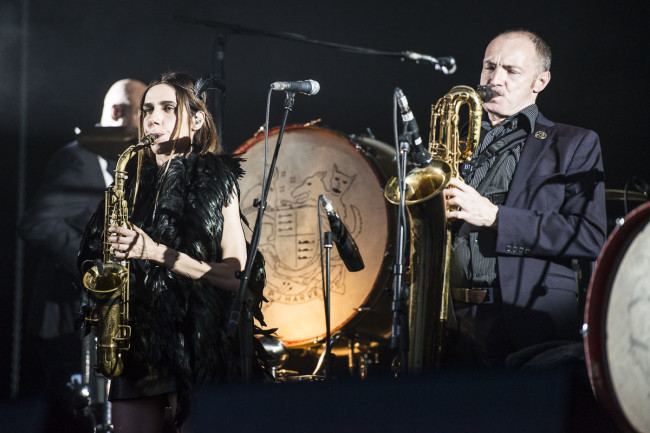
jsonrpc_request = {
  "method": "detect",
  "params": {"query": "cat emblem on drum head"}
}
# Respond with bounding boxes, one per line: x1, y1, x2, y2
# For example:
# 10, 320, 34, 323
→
236, 125, 396, 348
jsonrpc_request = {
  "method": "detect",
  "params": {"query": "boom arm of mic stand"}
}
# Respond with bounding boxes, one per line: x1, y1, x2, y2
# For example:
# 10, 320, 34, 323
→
174, 15, 456, 73
212, 32, 226, 139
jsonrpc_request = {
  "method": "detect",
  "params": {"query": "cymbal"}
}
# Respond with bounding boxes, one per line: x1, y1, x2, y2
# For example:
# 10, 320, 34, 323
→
605, 189, 648, 202
76, 126, 139, 161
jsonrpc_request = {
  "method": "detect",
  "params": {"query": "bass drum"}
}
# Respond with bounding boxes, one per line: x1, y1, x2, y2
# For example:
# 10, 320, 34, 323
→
235, 124, 396, 348
584, 201, 650, 433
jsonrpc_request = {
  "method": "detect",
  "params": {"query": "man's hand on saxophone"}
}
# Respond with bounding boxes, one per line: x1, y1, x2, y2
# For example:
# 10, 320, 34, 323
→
443, 177, 499, 228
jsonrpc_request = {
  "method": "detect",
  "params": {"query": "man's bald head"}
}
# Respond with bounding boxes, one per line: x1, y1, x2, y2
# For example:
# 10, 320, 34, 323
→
100, 79, 146, 127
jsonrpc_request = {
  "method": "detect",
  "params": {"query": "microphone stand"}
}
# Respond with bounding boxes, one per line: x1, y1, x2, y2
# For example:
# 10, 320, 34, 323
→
322, 231, 334, 380
390, 127, 413, 376
226, 91, 296, 382
212, 32, 226, 137
173, 15, 457, 145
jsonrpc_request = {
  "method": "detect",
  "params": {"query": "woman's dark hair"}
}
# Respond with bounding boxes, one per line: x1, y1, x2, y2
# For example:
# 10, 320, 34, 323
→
139, 72, 221, 154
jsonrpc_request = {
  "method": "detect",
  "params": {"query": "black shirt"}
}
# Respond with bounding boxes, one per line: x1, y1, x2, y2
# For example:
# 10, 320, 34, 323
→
449, 104, 538, 288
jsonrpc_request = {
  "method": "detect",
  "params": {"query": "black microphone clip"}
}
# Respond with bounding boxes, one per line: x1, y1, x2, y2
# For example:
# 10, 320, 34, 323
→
320, 195, 365, 272
395, 87, 431, 168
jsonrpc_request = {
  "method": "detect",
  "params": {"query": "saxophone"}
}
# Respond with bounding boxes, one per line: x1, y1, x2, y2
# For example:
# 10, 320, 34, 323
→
82, 134, 155, 378
384, 85, 491, 373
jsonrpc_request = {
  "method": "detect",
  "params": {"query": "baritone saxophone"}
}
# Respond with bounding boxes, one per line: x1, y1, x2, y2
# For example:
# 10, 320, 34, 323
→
82, 134, 155, 378
384, 85, 492, 373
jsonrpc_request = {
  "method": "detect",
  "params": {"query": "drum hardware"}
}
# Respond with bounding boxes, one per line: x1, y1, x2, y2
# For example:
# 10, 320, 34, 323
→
258, 336, 289, 380
310, 331, 385, 379
283, 374, 325, 383
357, 352, 380, 380
252, 119, 324, 139
622, 177, 650, 215
312, 332, 344, 377
605, 189, 648, 202
605, 187, 649, 234
274, 369, 300, 381
302, 119, 322, 128
346, 336, 383, 379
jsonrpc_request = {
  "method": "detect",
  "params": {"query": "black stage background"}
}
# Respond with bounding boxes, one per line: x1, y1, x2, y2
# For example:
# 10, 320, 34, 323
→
1, 0, 647, 430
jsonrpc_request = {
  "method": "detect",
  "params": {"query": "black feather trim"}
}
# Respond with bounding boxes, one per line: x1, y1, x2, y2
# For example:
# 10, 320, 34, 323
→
78, 152, 264, 426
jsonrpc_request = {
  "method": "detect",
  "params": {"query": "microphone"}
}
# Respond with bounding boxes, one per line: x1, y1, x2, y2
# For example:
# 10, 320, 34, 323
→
321, 195, 365, 272
395, 87, 431, 168
403, 51, 456, 75
476, 85, 494, 102
270, 79, 320, 95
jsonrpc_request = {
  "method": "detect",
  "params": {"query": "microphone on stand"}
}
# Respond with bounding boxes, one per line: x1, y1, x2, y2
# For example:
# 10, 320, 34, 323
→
403, 51, 457, 75
271, 79, 320, 95
321, 195, 365, 272
395, 87, 431, 168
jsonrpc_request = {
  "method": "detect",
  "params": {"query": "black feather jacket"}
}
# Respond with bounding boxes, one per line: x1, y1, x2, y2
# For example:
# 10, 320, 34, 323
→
78, 152, 250, 420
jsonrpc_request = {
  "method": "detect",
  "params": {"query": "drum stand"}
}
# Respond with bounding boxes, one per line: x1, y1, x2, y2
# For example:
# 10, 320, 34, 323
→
227, 90, 298, 382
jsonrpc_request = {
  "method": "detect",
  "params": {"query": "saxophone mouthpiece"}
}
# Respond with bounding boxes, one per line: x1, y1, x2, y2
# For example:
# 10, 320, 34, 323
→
140, 133, 157, 146
476, 85, 494, 103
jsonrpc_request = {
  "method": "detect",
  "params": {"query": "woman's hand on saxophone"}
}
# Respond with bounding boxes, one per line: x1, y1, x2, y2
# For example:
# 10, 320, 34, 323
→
107, 197, 246, 290
443, 178, 499, 228
108, 225, 163, 261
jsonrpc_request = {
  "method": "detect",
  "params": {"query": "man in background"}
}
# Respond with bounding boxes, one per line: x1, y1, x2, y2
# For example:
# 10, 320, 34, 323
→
18, 78, 146, 430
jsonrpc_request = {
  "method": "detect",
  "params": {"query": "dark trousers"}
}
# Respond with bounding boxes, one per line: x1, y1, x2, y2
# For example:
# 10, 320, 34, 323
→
443, 302, 516, 369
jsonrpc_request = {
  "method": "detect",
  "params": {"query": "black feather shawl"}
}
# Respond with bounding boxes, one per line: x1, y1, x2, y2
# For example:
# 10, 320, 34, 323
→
78, 152, 248, 423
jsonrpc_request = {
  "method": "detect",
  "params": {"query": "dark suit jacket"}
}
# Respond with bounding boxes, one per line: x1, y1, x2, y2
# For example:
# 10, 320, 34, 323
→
18, 142, 111, 338
495, 113, 606, 349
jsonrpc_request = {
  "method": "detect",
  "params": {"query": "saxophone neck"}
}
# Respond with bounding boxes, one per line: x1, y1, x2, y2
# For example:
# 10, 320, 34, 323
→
114, 134, 156, 174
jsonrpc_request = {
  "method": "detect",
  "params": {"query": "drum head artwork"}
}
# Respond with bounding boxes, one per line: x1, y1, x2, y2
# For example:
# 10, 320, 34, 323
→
236, 125, 395, 347
585, 202, 650, 433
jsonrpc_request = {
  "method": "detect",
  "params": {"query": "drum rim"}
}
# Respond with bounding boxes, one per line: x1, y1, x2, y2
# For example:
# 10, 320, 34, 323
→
237, 123, 332, 154
584, 201, 650, 433
235, 124, 396, 347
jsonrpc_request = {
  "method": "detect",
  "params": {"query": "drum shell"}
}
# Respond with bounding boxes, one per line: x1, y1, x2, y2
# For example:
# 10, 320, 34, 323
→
235, 125, 396, 348
584, 201, 650, 433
